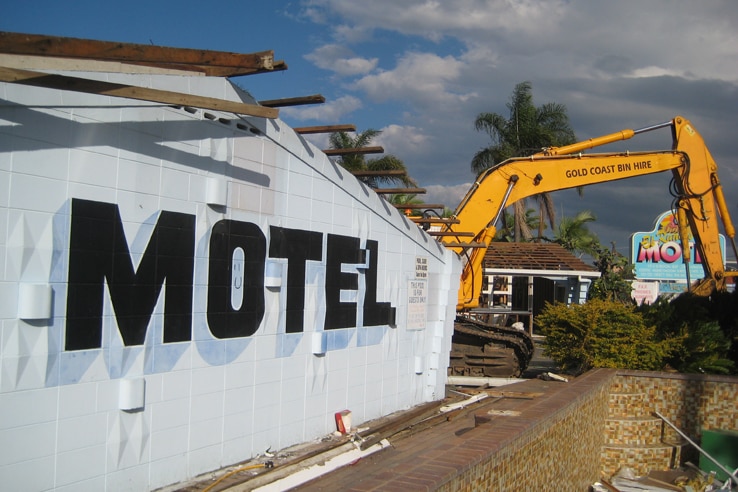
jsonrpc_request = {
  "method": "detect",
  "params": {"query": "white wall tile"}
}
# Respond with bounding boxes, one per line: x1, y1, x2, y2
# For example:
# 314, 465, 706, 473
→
0, 421, 56, 465
150, 425, 189, 461
0, 455, 56, 491
9, 173, 68, 214
58, 382, 97, 419
54, 444, 107, 488
0, 386, 57, 429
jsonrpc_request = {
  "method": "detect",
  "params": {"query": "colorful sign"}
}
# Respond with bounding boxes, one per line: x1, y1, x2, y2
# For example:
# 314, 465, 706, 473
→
631, 281, 660, 305
630, 211, 726, 281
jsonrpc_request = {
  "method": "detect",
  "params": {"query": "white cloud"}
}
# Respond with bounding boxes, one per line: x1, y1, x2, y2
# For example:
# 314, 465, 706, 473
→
304, 44, 378, 76
280, 95, 363, 121
353, 51, 474, 104
423, 183, 473, 210
306, 0, 566, 40
296, 0, 738, 252
374, 125, 429, 154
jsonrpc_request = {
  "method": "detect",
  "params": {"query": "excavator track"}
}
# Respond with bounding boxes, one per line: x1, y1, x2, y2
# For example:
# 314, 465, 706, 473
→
449, 316, 534, 378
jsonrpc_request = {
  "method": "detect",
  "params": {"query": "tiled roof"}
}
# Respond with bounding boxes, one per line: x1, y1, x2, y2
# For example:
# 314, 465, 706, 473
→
484, 242, 597, 273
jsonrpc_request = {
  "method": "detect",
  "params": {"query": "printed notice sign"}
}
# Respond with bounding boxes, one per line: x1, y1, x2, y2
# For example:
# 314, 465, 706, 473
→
407, 279, 427, 330
415, 256, 428, 279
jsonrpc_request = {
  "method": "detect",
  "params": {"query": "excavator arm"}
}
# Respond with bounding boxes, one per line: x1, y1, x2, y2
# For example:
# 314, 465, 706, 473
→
443, 116, 738, 309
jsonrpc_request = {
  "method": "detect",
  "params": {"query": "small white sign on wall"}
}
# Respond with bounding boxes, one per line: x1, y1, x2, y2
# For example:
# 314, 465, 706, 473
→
408, 256, 428, 329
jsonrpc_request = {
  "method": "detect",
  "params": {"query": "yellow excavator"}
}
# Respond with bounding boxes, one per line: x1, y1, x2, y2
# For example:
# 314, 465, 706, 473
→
434, 116, 738, 377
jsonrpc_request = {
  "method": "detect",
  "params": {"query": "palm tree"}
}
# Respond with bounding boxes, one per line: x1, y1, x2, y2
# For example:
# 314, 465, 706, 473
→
387, 193, 424, 216
495, 207, 540, 242
552, 210, 600, 257
329, 129, 416, 188
472, 81, 576, 241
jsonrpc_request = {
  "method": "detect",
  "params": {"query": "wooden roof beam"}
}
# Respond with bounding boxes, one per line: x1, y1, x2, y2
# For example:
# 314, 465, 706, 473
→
351, 169, 407, 177
0, 31, 286, 77
259, 94, 325, 107
323, 146, 383, 156
442, 242, 487, 249
395, 203, 446, 209
426, 231, 475, 237
0, 66, 278, 118
410, 217, 460, 224
294, 124, 356, 134
372, 187, 426, 195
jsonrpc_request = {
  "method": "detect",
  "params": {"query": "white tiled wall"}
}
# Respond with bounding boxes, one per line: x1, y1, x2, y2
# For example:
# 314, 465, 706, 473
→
0, 73, 459, 491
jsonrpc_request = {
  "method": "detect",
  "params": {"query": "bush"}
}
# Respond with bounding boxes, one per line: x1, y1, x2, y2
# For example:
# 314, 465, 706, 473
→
538, 299, 670, 375
638, 294, 735, 375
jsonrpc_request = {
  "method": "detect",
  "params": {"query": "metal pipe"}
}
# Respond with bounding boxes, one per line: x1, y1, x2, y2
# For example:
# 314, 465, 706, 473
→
654, 411, 738, 487
633, 120, 673, 135
486, 175, 518, 229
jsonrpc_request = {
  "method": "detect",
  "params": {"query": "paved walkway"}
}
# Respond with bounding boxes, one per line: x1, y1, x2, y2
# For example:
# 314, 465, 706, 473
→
290, 376, 575, 491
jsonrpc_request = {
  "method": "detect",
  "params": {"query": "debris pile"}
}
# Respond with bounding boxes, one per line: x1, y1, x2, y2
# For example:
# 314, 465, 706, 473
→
593, 464, 736, 492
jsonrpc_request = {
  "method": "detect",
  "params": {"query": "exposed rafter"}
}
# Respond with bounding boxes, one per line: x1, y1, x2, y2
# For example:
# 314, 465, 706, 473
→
323, 146, 384, 156
0, 31, 286, 77
372, 187, 427, 195
259, 94, 325, 107
351, 170, 407, 177
294, 124, 356, 134
0, 66, 278, 118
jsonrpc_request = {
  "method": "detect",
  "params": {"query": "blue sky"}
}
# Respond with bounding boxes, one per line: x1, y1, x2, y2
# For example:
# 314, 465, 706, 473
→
4, 1, 738, 258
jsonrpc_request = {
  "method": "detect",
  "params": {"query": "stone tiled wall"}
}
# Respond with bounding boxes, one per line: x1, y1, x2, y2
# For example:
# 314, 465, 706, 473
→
612, 371, 738, 439
603, 371, 738, 477
438, 370, 737, 490
437, 369, 615, 491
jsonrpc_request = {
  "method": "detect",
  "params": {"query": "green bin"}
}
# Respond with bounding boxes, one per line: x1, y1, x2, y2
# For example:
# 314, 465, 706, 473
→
699, 429, 738, 481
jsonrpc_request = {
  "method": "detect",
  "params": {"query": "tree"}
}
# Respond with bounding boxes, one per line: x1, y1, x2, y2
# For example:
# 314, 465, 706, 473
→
638, 294, 736, 375
329, 129, 416, 188
588, 244, 635, 303
472, 81, 577, 241
387, 193, 424, 216
553, 210, 600, 257
495, 208, 539, 242
538, 299, 670, 375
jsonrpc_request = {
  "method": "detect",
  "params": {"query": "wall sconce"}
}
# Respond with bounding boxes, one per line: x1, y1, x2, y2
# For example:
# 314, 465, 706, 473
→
206, 177, 227, 207
17, 283, 53, 320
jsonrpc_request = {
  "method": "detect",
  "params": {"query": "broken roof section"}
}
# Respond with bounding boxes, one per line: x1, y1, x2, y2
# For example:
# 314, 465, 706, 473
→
0, 31, 294, 119
0, 31, 424, 197
0, 31, 286, 77
484, 242, 600, 278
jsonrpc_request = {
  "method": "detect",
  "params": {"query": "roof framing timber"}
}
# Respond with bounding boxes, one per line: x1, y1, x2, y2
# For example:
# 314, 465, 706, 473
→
294, 124, 356, 134
0, 31, 286, 77
0, 66, 278, 118
351, 169, 407, 177
259, 94, 325, 107
372, 187, 427, 195
323, 146, 384, 156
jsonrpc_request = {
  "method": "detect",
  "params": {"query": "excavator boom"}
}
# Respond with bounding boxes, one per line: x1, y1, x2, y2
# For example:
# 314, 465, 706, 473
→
439, 115, 736, 379
443, 116, 737, 309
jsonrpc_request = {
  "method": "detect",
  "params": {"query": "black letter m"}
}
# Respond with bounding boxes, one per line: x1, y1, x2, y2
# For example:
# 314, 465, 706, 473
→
65, 199, 195, 350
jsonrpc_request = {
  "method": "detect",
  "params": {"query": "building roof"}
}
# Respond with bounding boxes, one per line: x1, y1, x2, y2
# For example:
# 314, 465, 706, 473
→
483, 242, 599, 277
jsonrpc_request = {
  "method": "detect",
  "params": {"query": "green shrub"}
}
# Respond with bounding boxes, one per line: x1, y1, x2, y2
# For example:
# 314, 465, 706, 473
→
538, 299, 670, 375
638, 294, 735, 375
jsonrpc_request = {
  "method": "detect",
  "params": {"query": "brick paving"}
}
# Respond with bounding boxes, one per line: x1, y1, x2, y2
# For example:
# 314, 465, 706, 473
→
291, 369, 615, 491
